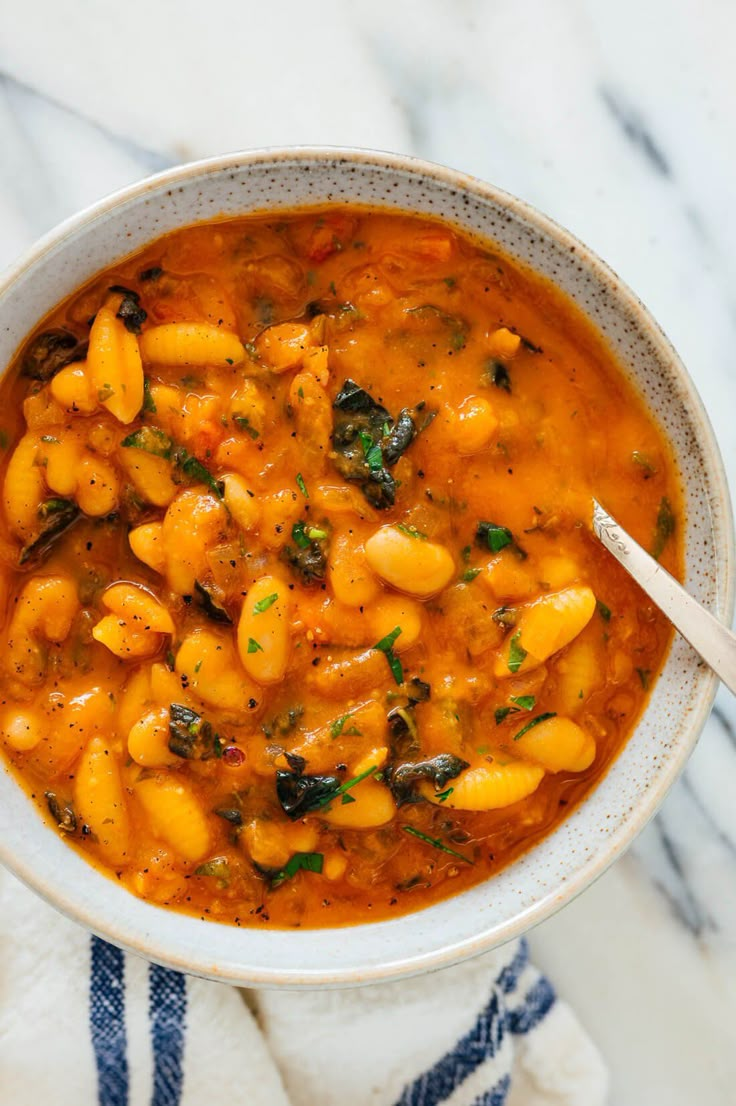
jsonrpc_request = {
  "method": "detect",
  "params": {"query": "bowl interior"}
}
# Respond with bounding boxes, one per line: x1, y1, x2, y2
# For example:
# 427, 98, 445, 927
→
0, 149, 732, 987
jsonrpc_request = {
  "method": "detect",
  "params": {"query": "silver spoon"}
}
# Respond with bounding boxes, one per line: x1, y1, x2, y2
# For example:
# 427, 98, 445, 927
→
592, 499, 736, 695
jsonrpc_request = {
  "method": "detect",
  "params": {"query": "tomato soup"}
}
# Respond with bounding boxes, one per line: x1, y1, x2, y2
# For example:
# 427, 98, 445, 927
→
0, 209, 679, 927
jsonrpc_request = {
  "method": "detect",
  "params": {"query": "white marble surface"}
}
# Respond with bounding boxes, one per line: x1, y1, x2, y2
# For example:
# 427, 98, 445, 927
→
1, 1, 735, 1102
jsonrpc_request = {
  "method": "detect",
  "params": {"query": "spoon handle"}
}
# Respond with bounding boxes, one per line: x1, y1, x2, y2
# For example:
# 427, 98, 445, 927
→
592, 499, 736, 696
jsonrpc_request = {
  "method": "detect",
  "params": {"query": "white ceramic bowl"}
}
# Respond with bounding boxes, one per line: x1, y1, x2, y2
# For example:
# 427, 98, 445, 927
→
0, 148, 732, 988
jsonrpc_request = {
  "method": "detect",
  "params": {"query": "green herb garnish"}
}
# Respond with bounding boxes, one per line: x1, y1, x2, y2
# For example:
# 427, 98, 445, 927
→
316, 764, 377, 810
330, 713, 362, 738
253, 593, 278, 614
652, 496, 675, 560
596, 600, 612, 622
270, 851, 324, 888
233, 414, 259, 439
373, 625, 404, 685
461, 567, 482, 583
296, 472, 309, 498
396, 523, 428, 541
476, 520, 526, 559
360, 431, 384, 473
291, 521, 311, 549
507, 631, 527, 674
513, 712, 556, 741
121, 425, 223, 498
636, 668, 651, 690
247, 637, 264, 654
511, 695, 535, 711
142, 377, 157, 413
632, 450, 656, 476
402, 825, 474, 865
194, 856, 230, 884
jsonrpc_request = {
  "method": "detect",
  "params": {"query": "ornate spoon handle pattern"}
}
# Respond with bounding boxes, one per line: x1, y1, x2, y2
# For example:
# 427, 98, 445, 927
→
592, 499, 736, 696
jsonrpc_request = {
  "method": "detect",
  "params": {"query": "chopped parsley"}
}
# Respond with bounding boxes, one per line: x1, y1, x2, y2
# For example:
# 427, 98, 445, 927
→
596, 599, 612, 622
296, 472, 309, 498
402, 825, 474, 865
476, 520, 526, 559
495, 698, 535, 725
142, 377, 157, 413
330, 713, 362, 738
636, 668, 651, 690
291, 521, 311, 549
513, 712, 556, 741
652, 496, 675, 560
121, 425, 223, 499
360, 430, 384, 473
270, 851, 324, 888
253, 593, 278, 614
461, 567, 482, 583
373, 625, 404, 685
233, 414, 259, 439
632, 450, 656, 476
507, 631, 527, 674
396, 523, 428, 541
247, 637, 264, 654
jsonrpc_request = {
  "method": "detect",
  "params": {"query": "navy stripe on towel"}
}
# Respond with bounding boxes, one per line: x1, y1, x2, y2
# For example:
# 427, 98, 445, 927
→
494, 939, 529, 996
90, 936, 129, 1106
393, 940, 556, 1106
471, 1074, 511, 1106
149, 964, 187, 1106
506, 976, 555, 1036
395, 989, 506, 1106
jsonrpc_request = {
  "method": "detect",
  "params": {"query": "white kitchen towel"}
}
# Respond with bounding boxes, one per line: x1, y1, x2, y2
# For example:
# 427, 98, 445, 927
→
0, 866, 608, 1106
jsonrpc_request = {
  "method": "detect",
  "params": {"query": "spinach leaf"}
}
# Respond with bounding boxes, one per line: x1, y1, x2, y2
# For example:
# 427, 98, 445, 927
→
22, 328, 88, 382
194, 856, 230, 883
19, 498, 80, 566
109, 285, 147, 334
484, 359, 511, 392
331, 379, 431, 510
193, 580, 232, 624
476, 521, 526, 559
262, 705, 304, 739
386, 753, 468, 806
168, 703, 224, 760
275, 764, 377, 819
44, 790, 77, 833
281, 533, 328, 584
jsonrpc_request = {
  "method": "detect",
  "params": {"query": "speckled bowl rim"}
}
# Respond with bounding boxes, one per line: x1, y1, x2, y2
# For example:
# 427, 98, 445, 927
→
0, 146, 732, 988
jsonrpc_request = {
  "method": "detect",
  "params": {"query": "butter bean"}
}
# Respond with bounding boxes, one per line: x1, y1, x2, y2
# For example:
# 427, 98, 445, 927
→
237, 575, 292, 685
364, 525, 454, 598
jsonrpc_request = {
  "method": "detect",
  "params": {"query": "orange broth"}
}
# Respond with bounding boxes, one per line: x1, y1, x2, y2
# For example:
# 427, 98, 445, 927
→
0, 208, 679, 928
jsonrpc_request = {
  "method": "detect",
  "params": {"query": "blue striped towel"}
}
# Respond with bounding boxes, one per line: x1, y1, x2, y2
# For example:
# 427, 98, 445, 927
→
0, 867, 607, 1105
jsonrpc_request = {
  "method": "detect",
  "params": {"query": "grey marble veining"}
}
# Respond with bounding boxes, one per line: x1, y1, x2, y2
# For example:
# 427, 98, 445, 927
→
0, 2, 734, 1102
